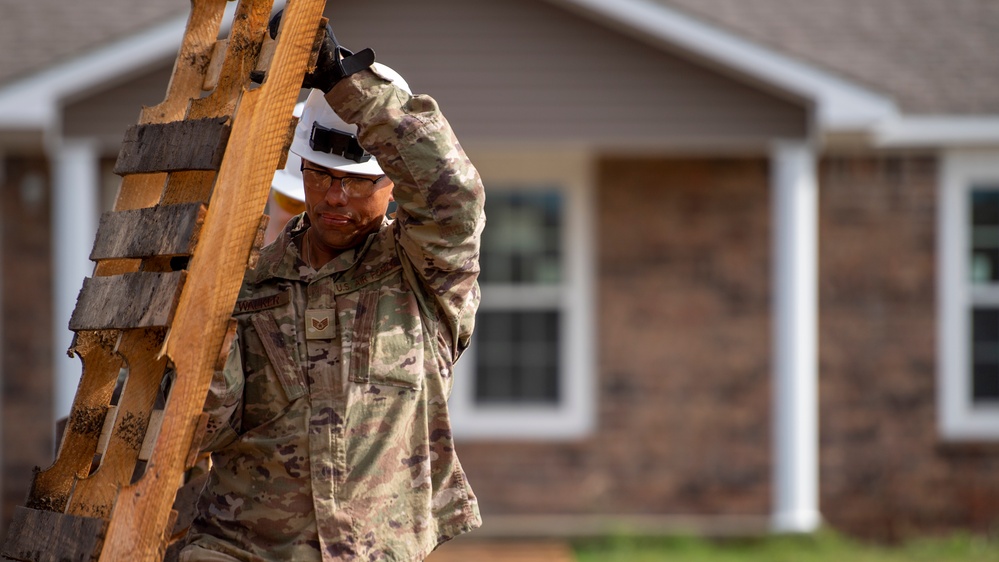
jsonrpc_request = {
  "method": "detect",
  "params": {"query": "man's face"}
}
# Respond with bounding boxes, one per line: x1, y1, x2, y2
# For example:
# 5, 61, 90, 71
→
302, 159, 394, 256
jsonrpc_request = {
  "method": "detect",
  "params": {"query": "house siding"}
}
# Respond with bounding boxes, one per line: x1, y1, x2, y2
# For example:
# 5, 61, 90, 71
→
62, 64, 173, 144
55, 0, 809, 150
56, 0, 810, 154
327, 0, 808, 145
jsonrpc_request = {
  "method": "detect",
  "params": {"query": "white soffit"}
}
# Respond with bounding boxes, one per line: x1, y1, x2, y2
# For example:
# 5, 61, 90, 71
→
545, 0, 898, 131
874, 117, 999, 148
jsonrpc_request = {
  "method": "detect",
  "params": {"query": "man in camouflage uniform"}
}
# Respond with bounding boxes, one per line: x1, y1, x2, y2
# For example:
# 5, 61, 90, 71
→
181, 43, 484, 561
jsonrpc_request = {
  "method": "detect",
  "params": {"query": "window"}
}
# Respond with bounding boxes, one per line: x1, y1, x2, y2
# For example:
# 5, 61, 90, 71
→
970, 190, 999, 404
449, 151, 594, 439
939, 150, 999, 440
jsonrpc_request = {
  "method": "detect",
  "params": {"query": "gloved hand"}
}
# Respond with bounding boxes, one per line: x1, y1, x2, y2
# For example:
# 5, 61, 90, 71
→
267, 10, 375, 93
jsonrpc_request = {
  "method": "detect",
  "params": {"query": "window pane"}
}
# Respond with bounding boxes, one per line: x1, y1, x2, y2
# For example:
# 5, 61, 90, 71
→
973, 308, 999, 403
971, 188, 999, 284
481, 190, 563, 284
475, 310, 560, 404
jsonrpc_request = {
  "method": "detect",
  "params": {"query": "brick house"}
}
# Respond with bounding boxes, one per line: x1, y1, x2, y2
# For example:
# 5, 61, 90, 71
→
1, 0, 997, 542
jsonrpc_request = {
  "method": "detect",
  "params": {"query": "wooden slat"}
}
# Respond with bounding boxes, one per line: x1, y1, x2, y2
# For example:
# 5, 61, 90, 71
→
90, 203, 206, 261
159, 0, 274, 207
69, 272, 187, 331
1, 506, 106, 562
94, 405, 119, 459
108, 0, 228, 215
138, 410, 166, 462
27, 332, 122, 513
69, 330, 169, 520
202, 39, 229, 92
113, 118, 232, 175
204, 35, 277, 91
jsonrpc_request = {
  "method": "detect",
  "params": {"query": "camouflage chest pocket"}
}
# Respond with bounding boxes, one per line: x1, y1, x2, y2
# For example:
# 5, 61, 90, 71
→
347, 284, 425, 391
247, 310, 308, 402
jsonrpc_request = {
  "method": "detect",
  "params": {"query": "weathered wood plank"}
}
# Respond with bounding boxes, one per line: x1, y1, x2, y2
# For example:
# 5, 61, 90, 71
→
113, 118, 232, 176
90, 203, 206, 261
107, 0, 228, 216
69, 272, 187, 331
27, 331, 122, 513
1, 506, 106, 562
160, 0, 274, 208
69, 330, 169, 520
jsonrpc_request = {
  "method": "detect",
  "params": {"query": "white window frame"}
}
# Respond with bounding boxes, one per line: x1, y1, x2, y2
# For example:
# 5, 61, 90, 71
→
449, 149, 595, 440
939, 149, 999, 440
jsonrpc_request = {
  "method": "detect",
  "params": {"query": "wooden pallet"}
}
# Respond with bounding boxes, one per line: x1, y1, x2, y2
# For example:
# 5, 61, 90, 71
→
0, 1, 327, 560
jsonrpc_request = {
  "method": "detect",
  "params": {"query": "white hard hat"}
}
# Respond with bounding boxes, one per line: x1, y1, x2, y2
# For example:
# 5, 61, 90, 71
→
289, 63, 411, 176
272, 101, 306, 202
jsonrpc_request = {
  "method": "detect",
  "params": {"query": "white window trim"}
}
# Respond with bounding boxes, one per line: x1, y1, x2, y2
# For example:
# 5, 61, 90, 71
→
939, 149, 999, 440
449, 149, 595, 440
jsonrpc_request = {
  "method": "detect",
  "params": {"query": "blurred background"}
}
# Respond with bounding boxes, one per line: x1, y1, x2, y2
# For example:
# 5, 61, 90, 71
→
0, 0, 998, 550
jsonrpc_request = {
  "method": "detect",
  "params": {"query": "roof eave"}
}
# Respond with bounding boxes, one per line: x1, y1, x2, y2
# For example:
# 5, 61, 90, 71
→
874, 116, 999, 149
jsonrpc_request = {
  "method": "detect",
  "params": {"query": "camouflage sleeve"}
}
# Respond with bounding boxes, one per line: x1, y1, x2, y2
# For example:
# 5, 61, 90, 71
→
199, 335, 243, 452
326, 69, 485, 358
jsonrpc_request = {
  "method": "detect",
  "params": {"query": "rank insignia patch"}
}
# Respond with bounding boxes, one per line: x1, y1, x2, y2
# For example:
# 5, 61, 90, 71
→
305, 309, 335, 340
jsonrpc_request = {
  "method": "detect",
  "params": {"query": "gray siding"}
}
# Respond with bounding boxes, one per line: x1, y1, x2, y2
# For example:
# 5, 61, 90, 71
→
63, 65, 173, 144
328, 0, 808, 145
59, 0, 808, 147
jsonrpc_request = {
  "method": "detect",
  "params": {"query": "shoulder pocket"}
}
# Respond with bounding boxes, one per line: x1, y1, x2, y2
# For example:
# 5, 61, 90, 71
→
249, 311, 307, 401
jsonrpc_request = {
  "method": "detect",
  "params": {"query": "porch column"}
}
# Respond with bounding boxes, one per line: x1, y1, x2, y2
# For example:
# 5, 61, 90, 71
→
51, 139, 99, 423
770, 141, 821, 533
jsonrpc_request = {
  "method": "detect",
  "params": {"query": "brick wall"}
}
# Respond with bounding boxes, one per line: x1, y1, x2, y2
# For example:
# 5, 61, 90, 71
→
818, 154, 999, 539
1, 155, 54, 530
458, 153, 999, 540
458, 157, 773, 518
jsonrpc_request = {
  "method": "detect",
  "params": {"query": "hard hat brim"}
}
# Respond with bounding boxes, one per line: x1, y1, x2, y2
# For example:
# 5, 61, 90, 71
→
289, 89, 384, 176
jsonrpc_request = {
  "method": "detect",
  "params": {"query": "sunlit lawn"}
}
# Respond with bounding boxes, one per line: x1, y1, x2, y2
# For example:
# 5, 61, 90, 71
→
573, 531, 999, 562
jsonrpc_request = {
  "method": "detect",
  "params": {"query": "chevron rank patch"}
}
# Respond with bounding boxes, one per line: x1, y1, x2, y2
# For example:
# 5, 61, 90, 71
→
305, 309, 335, 340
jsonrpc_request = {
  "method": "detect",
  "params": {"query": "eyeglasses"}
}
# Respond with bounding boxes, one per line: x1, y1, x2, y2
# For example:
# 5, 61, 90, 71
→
301, 166, 387, 198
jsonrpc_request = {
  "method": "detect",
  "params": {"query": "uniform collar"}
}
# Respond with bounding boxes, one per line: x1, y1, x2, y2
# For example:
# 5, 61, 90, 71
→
247, 213, 390, 284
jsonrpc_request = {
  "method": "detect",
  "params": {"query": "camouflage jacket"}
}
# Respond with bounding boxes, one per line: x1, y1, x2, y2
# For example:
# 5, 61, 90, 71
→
185, 69, 484, 561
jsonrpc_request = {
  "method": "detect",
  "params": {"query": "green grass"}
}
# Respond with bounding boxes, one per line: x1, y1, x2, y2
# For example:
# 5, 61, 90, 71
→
573, 530, 999, 562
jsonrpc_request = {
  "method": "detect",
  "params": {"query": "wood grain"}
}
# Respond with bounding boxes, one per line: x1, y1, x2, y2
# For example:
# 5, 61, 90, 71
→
113, 119, 231, 175
1, 507, 107, 562
69, 273, 186, 331
26, 331, 122, 513
90, 203, 206, 260
68, 330, 169, 520
111, 0, 229, 216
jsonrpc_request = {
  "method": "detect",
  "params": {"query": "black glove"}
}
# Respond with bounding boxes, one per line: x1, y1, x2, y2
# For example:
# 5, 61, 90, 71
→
266, 10, 375, 93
